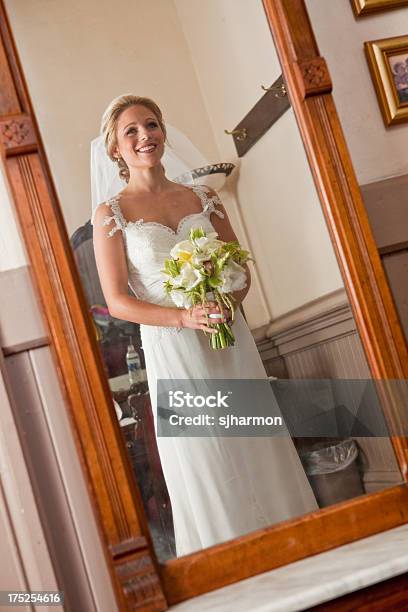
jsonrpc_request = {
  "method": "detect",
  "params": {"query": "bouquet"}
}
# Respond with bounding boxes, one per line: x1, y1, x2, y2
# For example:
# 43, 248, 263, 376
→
162, 227, 252, 349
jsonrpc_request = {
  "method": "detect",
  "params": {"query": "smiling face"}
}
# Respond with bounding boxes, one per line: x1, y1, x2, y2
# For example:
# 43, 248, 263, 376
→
114, 104, 165, 174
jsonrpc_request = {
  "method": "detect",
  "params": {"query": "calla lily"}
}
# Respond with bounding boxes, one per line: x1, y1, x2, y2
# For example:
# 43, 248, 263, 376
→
172, 263, 204, 290
162, 226, 252, 349
170, 240, 194, 260
178, 250, 193, 263
193, 233, 222, 251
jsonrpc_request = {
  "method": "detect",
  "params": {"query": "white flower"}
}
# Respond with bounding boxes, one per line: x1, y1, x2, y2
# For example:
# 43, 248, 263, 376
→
219, 260, 247, 293
191, 251, 212, 264
172, 263, 204, 291
170, 240, 194, 261
170, 233, 222, 265
194, 235, 223, 263
170, 290, 193, 308
193, 232, 221, 252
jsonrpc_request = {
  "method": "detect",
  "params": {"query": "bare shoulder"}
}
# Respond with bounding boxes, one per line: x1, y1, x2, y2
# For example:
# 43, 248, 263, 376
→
93, 201, 113, 226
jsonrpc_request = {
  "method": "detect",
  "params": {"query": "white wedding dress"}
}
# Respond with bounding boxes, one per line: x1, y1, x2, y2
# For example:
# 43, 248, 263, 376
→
103, 184, 318, 556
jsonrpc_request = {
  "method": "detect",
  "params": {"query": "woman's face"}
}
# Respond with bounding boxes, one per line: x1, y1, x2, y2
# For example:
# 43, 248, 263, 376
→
114, 104, 165, 173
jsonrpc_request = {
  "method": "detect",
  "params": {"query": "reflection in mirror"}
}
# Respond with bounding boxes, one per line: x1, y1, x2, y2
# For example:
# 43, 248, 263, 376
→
5, 0, 403, 562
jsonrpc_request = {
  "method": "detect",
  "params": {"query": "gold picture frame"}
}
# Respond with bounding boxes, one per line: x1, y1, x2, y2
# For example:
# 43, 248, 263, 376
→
365, 35, 408, 126
352, 0, 408, 16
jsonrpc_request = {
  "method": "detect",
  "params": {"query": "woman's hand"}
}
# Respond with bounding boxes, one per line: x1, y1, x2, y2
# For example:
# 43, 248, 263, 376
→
180, 301, 231, 333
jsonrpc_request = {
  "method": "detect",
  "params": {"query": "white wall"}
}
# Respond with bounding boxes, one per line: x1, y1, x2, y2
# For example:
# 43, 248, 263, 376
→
4, 0, 219, 235
174, 0, 344, 323
0, 163, 27, 272
306, 0, 408, 184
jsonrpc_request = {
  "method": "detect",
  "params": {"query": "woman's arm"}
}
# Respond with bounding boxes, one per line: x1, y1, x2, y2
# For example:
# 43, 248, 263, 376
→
92, 204, 221, 332
93, 204, 183, 326
205, 189, 251, 310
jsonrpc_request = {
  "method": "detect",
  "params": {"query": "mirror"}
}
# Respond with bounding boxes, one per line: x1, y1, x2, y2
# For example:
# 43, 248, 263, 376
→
4, 0, 404, 565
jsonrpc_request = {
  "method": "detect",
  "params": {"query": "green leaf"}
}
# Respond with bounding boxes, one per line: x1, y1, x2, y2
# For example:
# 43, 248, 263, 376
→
190, 227, 206, 241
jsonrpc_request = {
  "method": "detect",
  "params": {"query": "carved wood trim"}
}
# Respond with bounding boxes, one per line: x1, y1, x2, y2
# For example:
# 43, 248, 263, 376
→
112, 546, 166, 611
0, 113, 36, 155
292, 57, 332, 98
1, 0, 408, 609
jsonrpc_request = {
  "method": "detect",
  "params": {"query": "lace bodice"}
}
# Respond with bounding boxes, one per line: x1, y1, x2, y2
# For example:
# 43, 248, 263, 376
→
100, 184, 225, 336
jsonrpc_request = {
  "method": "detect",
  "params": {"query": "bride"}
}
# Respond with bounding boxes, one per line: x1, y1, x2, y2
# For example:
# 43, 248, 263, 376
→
92, 93, 318, 557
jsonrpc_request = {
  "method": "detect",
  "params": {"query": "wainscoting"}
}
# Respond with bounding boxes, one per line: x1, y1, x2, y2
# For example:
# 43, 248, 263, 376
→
253, 288, 402, 494
0, 265, 118, 612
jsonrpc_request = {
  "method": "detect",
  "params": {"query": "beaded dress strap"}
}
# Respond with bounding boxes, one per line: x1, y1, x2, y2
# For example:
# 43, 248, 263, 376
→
102, 194, 127, 237
189, 184, 225, 220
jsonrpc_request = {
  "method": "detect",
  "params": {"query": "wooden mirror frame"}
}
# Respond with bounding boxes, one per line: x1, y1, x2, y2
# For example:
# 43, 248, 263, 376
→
1, 0, 408, 608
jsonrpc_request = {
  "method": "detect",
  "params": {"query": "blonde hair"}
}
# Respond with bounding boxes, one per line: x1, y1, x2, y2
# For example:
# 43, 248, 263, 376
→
101, 94, 167, 183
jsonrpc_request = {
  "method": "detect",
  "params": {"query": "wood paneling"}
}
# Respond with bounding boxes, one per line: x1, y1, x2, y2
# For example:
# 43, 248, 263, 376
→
4, 350, 100, 611
0, 354, 59, 601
